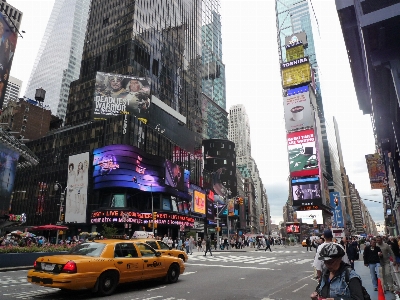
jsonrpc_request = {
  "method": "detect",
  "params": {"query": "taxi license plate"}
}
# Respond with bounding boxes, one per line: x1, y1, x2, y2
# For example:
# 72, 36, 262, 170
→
41, 263, 55, 271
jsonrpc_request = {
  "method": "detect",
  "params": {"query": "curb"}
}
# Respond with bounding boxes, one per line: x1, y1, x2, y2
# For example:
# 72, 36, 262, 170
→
0, 266, 31, 272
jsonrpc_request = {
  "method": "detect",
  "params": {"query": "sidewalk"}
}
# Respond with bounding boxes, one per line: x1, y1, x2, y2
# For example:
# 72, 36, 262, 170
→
354, 260, 397, 300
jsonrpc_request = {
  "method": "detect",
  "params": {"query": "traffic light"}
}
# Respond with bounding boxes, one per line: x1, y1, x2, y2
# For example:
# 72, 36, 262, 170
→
216, 227, 220, 232
240, 198, 244, 205
152, 212, 157, 220
60, 214, 65, 221
334, 197, 339, 207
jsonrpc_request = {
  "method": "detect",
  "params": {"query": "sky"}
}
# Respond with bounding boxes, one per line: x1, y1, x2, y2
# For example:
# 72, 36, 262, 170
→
8, 0, 385, 228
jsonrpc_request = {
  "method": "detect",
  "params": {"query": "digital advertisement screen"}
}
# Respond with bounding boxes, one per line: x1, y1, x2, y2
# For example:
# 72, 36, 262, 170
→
0, 142, 19, 215
329, 192, 344, 228
284, 91, 313, 132
365, 153, 386, 189
93, 72, 151, 121
295, 210, 323, 225
206, 199, 215, 221
286, 45, 305, 62
286, 224, 300, 233
282, 61, 311, 89
165, 160, 188, 192
193, 190, 206, 215
292, 182, 322, 206
287, 129, 319, 177
93, 145, 191, 200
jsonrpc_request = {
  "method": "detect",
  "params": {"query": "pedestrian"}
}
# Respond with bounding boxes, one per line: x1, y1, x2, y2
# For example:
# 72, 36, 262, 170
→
189, 236, 194, 255
204, 235, 212, 256
184, 238, 190, 254
390, 236, 400, 272
376, 235, 397, 292
214, 238, 217, 250
306, 236, 311, 251
310, 243, 366, 300
363, 237, 381, 291
345, 237, 358, 270
265, 238, 272, 252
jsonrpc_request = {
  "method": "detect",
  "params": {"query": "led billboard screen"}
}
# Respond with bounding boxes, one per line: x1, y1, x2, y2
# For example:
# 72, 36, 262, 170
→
165, 160, 188, 192
295, 210, 323, 225
285, 32, 308, 47
93, 72, 151, 121
292, 182, 322, 206
193, 190, 206, 215
284, 91, 313, 132
93, 145, 190, 199
286, 224, 300, 233
329, 192, 344, 228
287, 129, 319, 177
365, 153, 386, 189
282, 60, 311, 89
0, 143, 19, 214
286, 45, 305, 62
206, 199, 215, 221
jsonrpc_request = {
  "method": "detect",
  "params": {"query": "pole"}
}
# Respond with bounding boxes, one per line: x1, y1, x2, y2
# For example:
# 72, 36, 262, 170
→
151, 184, 154, 235
216, 205, 219, 249
55, 191, 64, 245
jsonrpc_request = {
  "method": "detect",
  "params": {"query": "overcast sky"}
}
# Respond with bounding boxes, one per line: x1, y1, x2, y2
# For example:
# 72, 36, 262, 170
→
8, 0, 384, 228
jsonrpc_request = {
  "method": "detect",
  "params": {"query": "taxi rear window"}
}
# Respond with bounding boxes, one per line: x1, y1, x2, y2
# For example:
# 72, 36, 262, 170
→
146, 241, 158, 249
67, 242, 106, 257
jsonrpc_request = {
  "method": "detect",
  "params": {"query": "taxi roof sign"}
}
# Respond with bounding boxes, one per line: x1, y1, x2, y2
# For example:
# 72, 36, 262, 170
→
131, 231, 155, 239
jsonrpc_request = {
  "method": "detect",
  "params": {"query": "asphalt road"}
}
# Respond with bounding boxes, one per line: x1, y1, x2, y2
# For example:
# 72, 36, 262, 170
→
0, 245, 317, 300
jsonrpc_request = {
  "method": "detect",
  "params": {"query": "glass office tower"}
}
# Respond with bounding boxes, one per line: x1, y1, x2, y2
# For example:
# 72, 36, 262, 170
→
24, 0, 90, 120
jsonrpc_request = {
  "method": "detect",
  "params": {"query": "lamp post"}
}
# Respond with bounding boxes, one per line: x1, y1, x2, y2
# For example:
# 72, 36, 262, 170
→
225, 188, 231, 240
54, 181, 67, 245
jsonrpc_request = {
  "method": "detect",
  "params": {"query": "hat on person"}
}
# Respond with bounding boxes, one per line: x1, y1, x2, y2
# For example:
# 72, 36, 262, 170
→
323, 229, 333, 239
318, 243, 345, 261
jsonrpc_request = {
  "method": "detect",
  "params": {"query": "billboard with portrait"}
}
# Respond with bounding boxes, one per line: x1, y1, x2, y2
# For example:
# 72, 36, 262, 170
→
287, 129, 319, 177
93, 72, 151, 121
93, 145, 191, 200
0, 12, 18, 106
0, 143, 19, 214
295, 210, 323, 225
329, 192, 344, 228
65, 152, 89, 223
365, 153, 386, 189
193, 190, 206, 215
165, 160, 189, 192
286, 224, 300, 233
292, 182, 322, 206
284, 91, 313, 132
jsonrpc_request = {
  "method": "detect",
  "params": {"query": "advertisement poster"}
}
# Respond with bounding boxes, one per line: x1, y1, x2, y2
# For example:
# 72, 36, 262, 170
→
365, 153, 386, 189
93, 72, 151, 120
329, 192, 344, 228
286, 224, 300, 233
193, 190, 205, 215
295, 210, 323, 225
228, 199, 235, 216
165, 160, 188, 192
292, 182, 321, 206
206, 199, 215, 221
284, 91, 313, 131
287, 129, 319, 177
0, 143, 19, 214
282, 61, 311, 89
65, 152, 89, 223
0, 12, 18, 106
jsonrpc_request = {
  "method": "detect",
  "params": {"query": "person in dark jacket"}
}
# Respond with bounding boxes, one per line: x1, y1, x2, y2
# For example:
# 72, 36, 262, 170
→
345, 238, 358, 270
363, 237, 381, 291
204, 236, 212, 256
306, 236, 311, 251
310, 243, 365, 300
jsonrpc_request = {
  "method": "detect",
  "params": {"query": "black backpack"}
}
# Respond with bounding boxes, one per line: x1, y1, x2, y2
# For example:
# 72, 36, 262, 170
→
344, 267, 371, 300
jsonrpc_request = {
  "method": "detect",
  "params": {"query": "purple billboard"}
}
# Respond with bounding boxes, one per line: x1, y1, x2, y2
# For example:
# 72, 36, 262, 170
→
0, 143, 19, 215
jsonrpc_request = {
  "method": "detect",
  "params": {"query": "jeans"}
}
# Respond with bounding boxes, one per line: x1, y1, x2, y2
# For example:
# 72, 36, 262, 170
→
185, 246, 190, 254
368, 263, 380, 288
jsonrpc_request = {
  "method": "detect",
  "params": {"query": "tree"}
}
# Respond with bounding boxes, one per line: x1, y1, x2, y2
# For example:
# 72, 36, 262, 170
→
101, 224, 118, 238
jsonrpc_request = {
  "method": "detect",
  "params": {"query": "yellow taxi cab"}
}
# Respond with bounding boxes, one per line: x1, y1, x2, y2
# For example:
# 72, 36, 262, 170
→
302, 239, 307, 247
26, 239, 185, 296
135, 238, 188, 262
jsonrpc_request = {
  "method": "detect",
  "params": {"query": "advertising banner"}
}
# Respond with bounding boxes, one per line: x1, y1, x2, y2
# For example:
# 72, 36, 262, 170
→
284, 91, 313, 131
0, 143, 19, 215
365, 153, 386, 189
285, 31, 308, 47
206, 198, 215, 221
165, 160, 189, 192
330, 192, 344, 228
0, 12, 18, 106
93, 72, 151, 121
228, 199, 235, 216
193, 190, 206, 215
295, 210, 323, 225
286, 45, 305, 62
286, 224, 300, 233
287, 129, 319, 177
292, 182, 322, 206
65, 152, 89, 223
282, 60, 311, 89
93, 145, 190, 199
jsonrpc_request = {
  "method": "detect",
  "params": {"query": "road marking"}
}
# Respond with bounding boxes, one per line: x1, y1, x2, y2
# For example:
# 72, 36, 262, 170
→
292, 283, 308, 292
186, 263, 278, 270
268, 274, 313, 297
181, 271, 197, 275
147, 286, 166, 292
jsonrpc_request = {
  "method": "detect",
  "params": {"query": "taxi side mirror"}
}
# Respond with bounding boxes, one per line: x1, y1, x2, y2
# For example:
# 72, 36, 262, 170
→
155, 251, 161, 257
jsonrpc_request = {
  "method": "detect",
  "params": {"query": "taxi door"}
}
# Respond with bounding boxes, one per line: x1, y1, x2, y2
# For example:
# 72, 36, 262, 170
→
135, 242, 166, 279
113, 243, 143, 282
146, 240, 172, 257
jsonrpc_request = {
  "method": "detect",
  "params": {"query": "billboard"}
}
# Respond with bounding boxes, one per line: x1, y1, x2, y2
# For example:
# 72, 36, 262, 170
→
93, 145, 190, 199
285, 31, 308, 47
65, 152, 89, 223
206, 198, 215, 221
93, 72, 151, 120
295, 209, 323, 225
286, 224, 300, 233
286, 44, 305, 62
292, 182, 322, 206
284, 91, 313, 131
329, 192, 344, 228
193, 190, 206, 215
282, 58, 311, 89
287, 129, 319, 177
0, 12, 18, 106
165, 160, 189, 192
0, 143, 19, 214
365, 153, 386, 189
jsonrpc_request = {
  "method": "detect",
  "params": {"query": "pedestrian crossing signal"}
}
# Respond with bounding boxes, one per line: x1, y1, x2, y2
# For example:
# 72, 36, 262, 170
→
216, 227, 220, 232
152, 212, 157, 220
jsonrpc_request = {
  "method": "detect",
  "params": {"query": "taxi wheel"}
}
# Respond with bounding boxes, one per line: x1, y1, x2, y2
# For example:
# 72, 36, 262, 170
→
97, 271, 119, 296
178, 254, 185, 262
166, 263, 180, 283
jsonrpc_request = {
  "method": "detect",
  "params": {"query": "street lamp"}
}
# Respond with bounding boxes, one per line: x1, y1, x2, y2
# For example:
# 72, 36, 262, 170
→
225, 188, 231, 239
54, 181, 67, 245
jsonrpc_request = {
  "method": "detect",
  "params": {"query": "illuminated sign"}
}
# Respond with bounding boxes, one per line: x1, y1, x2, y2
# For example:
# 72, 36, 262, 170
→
284, 91, 313, 132
285, 32, 308, 47
298, 205, 320, 211
292, 180, 321, 205
295, 209, 323, 225
206, 199, 215, 221
193, 190, 206, 215
287, 129, 319, 177
282, 62, 311, 89
90, 210, 194, 227
165, 160, 189, 192
286, 224, 300, 233
286, 45, 305, 62
330, 192, 344, 227
365, 153, 386, 189
8, 213, 26, 223
281, 57, 309, 69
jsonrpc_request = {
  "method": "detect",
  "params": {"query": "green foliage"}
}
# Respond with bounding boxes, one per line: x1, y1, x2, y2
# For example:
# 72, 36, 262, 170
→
101, 224, 118, 238
0, 244, 71, 254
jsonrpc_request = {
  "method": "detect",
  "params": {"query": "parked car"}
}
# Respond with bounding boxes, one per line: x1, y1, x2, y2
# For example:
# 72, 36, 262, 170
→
27, 239, 185, 296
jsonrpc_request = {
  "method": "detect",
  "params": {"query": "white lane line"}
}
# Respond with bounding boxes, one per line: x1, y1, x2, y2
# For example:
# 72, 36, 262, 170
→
146, 286, 166, 292
268, 274, 313, 297
181, 271, 197, 275
185, 263, 278, 270
292, 283, 308, 292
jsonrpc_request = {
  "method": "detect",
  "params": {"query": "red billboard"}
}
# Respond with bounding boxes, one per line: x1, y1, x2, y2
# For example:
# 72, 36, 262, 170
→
287, 129, 319, 177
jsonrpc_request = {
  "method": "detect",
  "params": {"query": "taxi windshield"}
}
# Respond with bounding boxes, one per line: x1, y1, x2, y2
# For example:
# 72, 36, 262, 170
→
67, 242, 106, 257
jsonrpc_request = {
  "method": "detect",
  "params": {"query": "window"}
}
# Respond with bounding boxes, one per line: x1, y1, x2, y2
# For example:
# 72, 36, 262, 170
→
135, 242, 157, 257
158, 241, 170, 250
114, 243, 138, 258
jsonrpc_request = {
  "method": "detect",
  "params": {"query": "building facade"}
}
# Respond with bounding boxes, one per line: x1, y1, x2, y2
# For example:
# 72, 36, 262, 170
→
24, 0, 90, 120
3, 76, 22, 109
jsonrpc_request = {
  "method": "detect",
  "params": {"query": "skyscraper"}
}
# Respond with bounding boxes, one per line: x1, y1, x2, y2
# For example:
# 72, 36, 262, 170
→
24, 0, 90, 120
228, 104, 251, 159
3, 75, 22, 108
